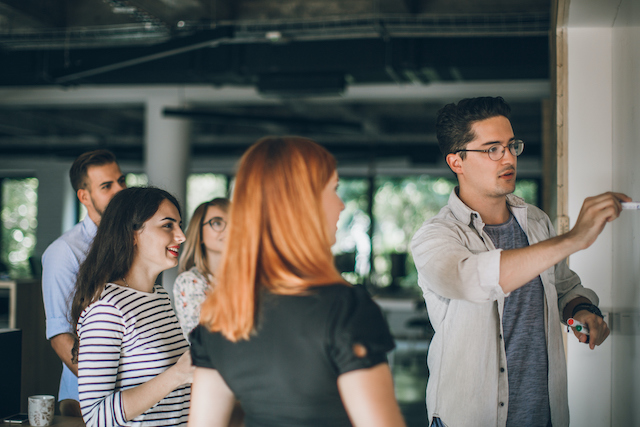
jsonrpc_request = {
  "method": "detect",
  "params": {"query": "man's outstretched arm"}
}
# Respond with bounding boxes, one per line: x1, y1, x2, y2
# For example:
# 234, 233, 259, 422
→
498, 192, 629, 294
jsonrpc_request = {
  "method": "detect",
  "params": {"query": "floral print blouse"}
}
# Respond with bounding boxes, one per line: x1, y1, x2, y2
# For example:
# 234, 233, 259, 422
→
173, 266, 211, 341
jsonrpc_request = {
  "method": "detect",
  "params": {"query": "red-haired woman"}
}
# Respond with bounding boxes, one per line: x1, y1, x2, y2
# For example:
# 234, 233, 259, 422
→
188, 136, 406, 427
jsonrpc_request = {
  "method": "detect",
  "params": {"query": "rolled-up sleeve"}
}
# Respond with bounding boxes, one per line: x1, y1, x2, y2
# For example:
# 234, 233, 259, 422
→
554, 258, 598, 322
42, 240, 78, 339
411, 220, 508, 303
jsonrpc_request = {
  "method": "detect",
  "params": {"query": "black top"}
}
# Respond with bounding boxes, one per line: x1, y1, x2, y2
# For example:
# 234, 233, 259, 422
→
190, 284, 395, 427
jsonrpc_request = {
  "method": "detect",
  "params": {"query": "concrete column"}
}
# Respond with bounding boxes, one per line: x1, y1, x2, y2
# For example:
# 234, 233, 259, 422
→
34, 159, 76, 262
144, 97, 191, 300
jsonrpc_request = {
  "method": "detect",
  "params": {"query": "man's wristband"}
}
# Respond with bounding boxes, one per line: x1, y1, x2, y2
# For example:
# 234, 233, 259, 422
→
571, 302, 603, 319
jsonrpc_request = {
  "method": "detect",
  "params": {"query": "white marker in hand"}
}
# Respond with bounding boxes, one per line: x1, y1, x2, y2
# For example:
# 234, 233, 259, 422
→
621, 202, 640, 210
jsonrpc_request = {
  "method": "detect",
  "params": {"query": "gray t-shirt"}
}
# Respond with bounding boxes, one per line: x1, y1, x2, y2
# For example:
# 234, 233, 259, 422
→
484, 215, 551, 427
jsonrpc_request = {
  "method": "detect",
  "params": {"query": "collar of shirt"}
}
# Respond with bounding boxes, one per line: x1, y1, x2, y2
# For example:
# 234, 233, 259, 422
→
81, 214, 98, 242
447, 187, 528, 235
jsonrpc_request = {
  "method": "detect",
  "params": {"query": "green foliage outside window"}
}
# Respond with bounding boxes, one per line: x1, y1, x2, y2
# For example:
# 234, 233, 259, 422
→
125, 173, 148, 188
334, 176, 539, 293
0, 170, 538, 286
186, 174, 228, 224
79, 173, 229, 226
372, 176, 456, 291
1, 178, 39, 278
514, 179, 538, 206
335, 178, 370, 284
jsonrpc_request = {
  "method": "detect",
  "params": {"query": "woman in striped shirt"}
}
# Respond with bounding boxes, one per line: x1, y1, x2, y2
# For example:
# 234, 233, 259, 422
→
71, 187, 193, 427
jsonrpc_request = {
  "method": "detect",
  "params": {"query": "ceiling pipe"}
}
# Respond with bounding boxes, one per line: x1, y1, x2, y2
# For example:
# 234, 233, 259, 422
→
54, 30, 233, 84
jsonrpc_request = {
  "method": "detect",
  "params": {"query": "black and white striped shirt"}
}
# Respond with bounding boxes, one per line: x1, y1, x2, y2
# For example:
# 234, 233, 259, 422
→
77, 283, 191, 427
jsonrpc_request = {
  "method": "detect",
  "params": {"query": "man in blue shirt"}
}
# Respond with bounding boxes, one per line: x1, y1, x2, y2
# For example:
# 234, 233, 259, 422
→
41, 150, 126, 416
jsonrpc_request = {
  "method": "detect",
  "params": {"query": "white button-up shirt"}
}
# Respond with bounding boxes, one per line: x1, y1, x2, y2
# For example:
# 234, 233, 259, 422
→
411, 190, 599, 427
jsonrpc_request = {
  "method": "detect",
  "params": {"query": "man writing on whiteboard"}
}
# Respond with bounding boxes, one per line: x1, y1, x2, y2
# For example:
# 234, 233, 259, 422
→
411, 97, 628, 427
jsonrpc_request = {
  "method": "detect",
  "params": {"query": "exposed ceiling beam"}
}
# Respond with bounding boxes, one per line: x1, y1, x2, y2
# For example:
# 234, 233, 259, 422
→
0, 0, 67, 27
0, 80, 550, 106
0, 2, 47, 28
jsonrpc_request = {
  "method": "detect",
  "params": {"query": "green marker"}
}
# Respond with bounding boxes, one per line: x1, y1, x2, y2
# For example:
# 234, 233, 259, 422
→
567, 318, 590, 335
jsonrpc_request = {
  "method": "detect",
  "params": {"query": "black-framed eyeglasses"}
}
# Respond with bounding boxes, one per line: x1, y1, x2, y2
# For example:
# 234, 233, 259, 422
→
455, 139, 525, 161
202, 216, 227, 232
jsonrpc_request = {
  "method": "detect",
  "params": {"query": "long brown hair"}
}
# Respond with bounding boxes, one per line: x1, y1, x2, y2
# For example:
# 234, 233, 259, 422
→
199, 136, 347, 341
178, 198, 230, 278
70, 187, 181, 355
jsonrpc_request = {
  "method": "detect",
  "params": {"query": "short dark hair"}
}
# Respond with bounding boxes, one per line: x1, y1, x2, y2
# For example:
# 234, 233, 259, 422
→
69, 149, 118, 192
436, 97, 511, 159
71, 187, 181, 341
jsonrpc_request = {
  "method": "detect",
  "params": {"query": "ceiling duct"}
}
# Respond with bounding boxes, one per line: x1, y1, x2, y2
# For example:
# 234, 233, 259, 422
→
234, 13, 550, 42
257, 72, 346, 97
0, 12, 550, 51
163, 107, 363, 133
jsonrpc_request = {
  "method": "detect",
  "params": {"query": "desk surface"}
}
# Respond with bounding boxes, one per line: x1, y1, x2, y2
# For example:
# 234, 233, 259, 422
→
0, 416, 85, 427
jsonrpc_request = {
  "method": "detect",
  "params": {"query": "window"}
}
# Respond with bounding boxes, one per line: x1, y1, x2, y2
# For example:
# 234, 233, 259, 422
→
372, 176, 455, 291
126, 173, 148, 187
1, 178, 39, 279
335, 178, 371, 284
185, 174, 229, 223
78, 173, 148, 222
514, 178, 539, 206
122, 173, 230, 223
334, 175, 539, 292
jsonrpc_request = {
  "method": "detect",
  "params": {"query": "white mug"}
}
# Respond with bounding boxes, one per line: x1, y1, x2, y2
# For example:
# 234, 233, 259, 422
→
28, 395, 55, 427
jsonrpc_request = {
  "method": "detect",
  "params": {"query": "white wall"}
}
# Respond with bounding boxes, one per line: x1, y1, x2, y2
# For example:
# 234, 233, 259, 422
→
610, 1, 640, 423
566, 0, 640, 425
566, 27, 613, 426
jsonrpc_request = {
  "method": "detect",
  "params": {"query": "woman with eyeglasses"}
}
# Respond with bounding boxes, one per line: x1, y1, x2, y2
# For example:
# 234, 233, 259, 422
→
187, 137, 406, 427
174, 198, 230, 340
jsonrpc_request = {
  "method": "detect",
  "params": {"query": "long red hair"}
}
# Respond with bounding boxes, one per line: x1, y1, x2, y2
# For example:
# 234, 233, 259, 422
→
199, 136, 347, 341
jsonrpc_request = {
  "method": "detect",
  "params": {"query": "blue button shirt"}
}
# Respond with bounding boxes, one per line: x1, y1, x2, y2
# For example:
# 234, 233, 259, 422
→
41, 215, 97, 402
